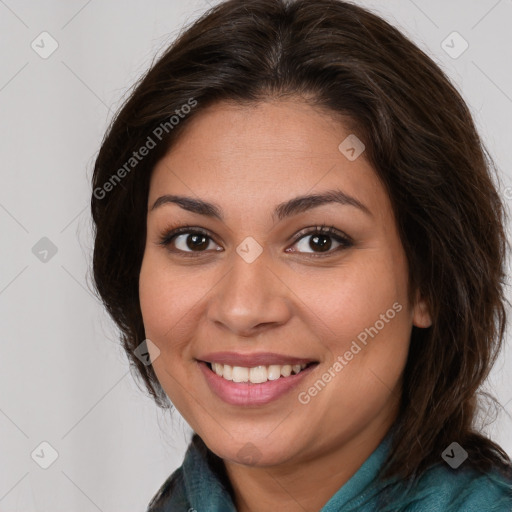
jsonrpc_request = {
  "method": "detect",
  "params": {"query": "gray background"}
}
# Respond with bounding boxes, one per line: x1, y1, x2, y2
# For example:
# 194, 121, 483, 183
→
1, 1, 511, 510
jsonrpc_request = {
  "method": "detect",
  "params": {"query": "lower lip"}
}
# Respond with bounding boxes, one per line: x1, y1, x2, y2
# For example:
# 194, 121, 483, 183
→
198, 361, 317, 406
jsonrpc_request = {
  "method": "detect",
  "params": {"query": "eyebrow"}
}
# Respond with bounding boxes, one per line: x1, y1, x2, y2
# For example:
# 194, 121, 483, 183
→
150, 189, 372, 222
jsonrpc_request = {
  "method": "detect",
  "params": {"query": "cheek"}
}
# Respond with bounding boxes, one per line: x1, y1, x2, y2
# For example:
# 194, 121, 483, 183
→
295, 252, 412, 386
138, 251, 201, 340
297, 256, 408, 337
138, 253, 198, 402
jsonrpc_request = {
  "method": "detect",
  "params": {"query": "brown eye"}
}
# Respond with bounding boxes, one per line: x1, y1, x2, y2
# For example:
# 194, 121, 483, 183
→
158, 224, 352, 258
175, 232, 212, 252
159, 227, 221, 255
287, 225, 353, 256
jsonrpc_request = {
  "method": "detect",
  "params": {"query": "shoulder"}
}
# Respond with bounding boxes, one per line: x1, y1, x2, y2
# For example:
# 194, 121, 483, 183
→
145, 433, 230, 512
145, 466, 190, 512
396, 463, 512, 512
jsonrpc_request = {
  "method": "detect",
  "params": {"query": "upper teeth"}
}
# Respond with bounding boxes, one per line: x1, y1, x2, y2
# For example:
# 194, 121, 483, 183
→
211, 363, 308, 383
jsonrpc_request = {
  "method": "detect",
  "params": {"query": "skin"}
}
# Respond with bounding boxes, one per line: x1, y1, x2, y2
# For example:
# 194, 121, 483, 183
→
139, 99, 432, 512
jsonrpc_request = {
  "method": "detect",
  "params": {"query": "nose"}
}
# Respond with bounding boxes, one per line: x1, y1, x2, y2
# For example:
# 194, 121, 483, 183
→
206, 246, 292, 338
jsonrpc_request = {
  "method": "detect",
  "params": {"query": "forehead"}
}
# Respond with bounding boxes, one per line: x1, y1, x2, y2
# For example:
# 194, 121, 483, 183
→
148, 100, 390, 224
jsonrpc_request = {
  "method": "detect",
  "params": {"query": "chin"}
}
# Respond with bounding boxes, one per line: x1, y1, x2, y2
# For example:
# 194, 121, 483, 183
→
203, 432, 295, 467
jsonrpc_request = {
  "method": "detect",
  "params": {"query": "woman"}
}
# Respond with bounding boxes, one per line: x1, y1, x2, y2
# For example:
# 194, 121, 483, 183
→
90, 0, 512, 510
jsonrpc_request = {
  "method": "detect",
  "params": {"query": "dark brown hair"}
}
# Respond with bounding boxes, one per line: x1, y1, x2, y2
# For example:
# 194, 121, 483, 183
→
90, 0, 512, 481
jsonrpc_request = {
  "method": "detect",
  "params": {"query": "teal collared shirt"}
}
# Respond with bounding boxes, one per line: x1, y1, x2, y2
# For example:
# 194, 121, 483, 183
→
146, 431, 512, 511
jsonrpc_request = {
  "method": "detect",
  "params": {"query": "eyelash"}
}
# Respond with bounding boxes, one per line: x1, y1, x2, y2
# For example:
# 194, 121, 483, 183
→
157, 222, 353, 258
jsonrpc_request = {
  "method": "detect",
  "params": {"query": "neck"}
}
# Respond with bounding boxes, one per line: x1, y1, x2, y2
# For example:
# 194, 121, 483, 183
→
223, 410, 398, 512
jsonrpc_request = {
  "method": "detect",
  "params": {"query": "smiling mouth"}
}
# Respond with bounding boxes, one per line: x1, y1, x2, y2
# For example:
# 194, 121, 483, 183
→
204, 361, 318, 384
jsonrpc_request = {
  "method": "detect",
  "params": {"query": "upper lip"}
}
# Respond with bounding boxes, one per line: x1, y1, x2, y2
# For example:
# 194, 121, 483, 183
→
198, 352, 318, 367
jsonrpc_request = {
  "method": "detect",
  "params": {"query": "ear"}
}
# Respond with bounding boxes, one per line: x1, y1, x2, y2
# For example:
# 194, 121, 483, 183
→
412, 289, 432, 328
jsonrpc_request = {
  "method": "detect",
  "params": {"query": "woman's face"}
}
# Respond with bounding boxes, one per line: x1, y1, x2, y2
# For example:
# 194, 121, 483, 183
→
139, 99, 431, 466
